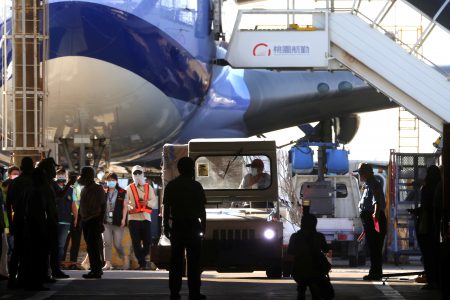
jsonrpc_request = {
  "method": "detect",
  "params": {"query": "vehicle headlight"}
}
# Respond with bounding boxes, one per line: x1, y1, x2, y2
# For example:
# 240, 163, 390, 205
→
264, 228, 275, 240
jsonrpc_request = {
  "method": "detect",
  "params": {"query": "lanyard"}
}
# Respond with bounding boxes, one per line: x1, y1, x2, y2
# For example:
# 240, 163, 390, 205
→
107, 189, 118, 213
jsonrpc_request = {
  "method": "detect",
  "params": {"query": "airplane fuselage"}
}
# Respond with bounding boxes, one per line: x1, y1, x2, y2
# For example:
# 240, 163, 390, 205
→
1, 0, 395, 164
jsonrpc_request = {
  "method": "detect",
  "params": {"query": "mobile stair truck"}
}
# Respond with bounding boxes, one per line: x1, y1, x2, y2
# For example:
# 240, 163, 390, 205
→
152, 139, 284, 278
289, 144, 365, 267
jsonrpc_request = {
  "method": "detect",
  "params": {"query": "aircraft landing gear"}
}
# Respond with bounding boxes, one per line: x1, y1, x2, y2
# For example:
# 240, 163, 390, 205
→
58, 137, 110, 172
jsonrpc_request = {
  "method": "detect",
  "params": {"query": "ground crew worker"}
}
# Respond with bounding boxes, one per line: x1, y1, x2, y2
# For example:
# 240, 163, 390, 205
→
163, 157, 206, 300
38, 158, 70, 280
63, 172, 83, 267
53, 168, 78, 268
356, 163, 387, 281
239, 158, 270, 189
126, 165, 157, 270
4, 165, 20, 184
6, 157, 34, 288
102, 172, 128, 270
0, 186, 7, 281
2, 165, 20, 279
78, 166, 106, 279
288, 213, 333, 300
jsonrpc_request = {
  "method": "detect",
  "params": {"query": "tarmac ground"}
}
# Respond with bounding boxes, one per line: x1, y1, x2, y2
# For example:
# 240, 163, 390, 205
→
0, 262, 443, 300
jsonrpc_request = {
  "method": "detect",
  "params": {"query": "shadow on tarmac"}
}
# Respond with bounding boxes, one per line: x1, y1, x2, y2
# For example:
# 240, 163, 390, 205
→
0, 270, 443, 300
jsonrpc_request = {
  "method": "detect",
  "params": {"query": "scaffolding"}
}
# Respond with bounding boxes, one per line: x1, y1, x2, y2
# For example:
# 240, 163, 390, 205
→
398, 107, 420, 153
1, 0, 49, 163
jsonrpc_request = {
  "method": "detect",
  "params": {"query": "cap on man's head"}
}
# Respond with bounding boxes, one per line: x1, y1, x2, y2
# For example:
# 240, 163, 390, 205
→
354, 163, 373, 174
131, 165, 144, 174
247, 158, 264, 169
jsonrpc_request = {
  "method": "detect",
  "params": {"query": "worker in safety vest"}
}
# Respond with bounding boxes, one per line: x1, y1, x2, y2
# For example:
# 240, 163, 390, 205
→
126, 165, 157, 270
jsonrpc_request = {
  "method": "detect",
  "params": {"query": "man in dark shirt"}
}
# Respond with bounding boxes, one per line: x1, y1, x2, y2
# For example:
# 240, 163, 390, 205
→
53, 168, 78, 269
78, 166, 106, 279
6, 157, 34, 288
37, 158, 71, 280
357, 163, 387, 281
0, 188, 6, 281
288, 213, 332, 300
163, 157, 206, 300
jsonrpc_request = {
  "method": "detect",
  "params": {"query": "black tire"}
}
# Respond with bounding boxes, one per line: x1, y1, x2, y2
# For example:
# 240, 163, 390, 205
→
182, 256, 187, 277
266, 265, 282, 279
358, 255, 366, 266
394, 254, 400, 266
282, 262, 292, 278
349, 253, 366, 267
348, 255, 357, 267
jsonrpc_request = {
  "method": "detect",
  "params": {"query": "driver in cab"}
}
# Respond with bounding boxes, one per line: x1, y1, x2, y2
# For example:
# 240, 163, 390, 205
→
239, 158, 270, 189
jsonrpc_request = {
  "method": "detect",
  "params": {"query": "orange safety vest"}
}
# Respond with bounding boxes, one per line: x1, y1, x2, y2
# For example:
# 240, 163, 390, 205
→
128, 183, 153, 214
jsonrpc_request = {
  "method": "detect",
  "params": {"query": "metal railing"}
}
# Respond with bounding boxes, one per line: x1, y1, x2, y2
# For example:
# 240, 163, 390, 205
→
309, 0, 450, 78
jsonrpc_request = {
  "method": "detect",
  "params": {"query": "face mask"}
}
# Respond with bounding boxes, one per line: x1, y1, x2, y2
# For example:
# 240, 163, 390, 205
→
56, 176, 66, 182
106, 181, 117, 188
11, 174, 19, 180
251, 168, 258, 176
132, 174, 146, 186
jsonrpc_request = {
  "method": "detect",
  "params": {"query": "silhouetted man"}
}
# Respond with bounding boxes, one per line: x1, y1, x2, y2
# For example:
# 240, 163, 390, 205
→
64, 171, 82, 266
164, 157, 207, 300
36, 158, 71, 280
20, 159, 56, 290
6, 157, 34, 288
357, 163, 387, 281
78, 167, 106, 279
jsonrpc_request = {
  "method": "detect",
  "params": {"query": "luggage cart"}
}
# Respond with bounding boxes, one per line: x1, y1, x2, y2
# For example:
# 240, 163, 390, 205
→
389, 151, 440, 265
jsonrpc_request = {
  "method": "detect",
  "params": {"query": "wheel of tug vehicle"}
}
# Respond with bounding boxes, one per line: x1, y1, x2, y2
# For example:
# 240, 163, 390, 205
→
281, 261, 292, 278
266, 265, 282, 279
182, 255, 187, 277
349, 254, 366, 267
348, 255, 358, 267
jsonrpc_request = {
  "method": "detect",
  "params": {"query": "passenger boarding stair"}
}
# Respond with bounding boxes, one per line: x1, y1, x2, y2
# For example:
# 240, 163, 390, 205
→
329, 12, 450, 132
225, 10, 450, 132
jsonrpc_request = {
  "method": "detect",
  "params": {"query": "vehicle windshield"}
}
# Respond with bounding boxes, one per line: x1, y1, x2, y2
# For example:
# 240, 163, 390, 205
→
195, 155, 271, 190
